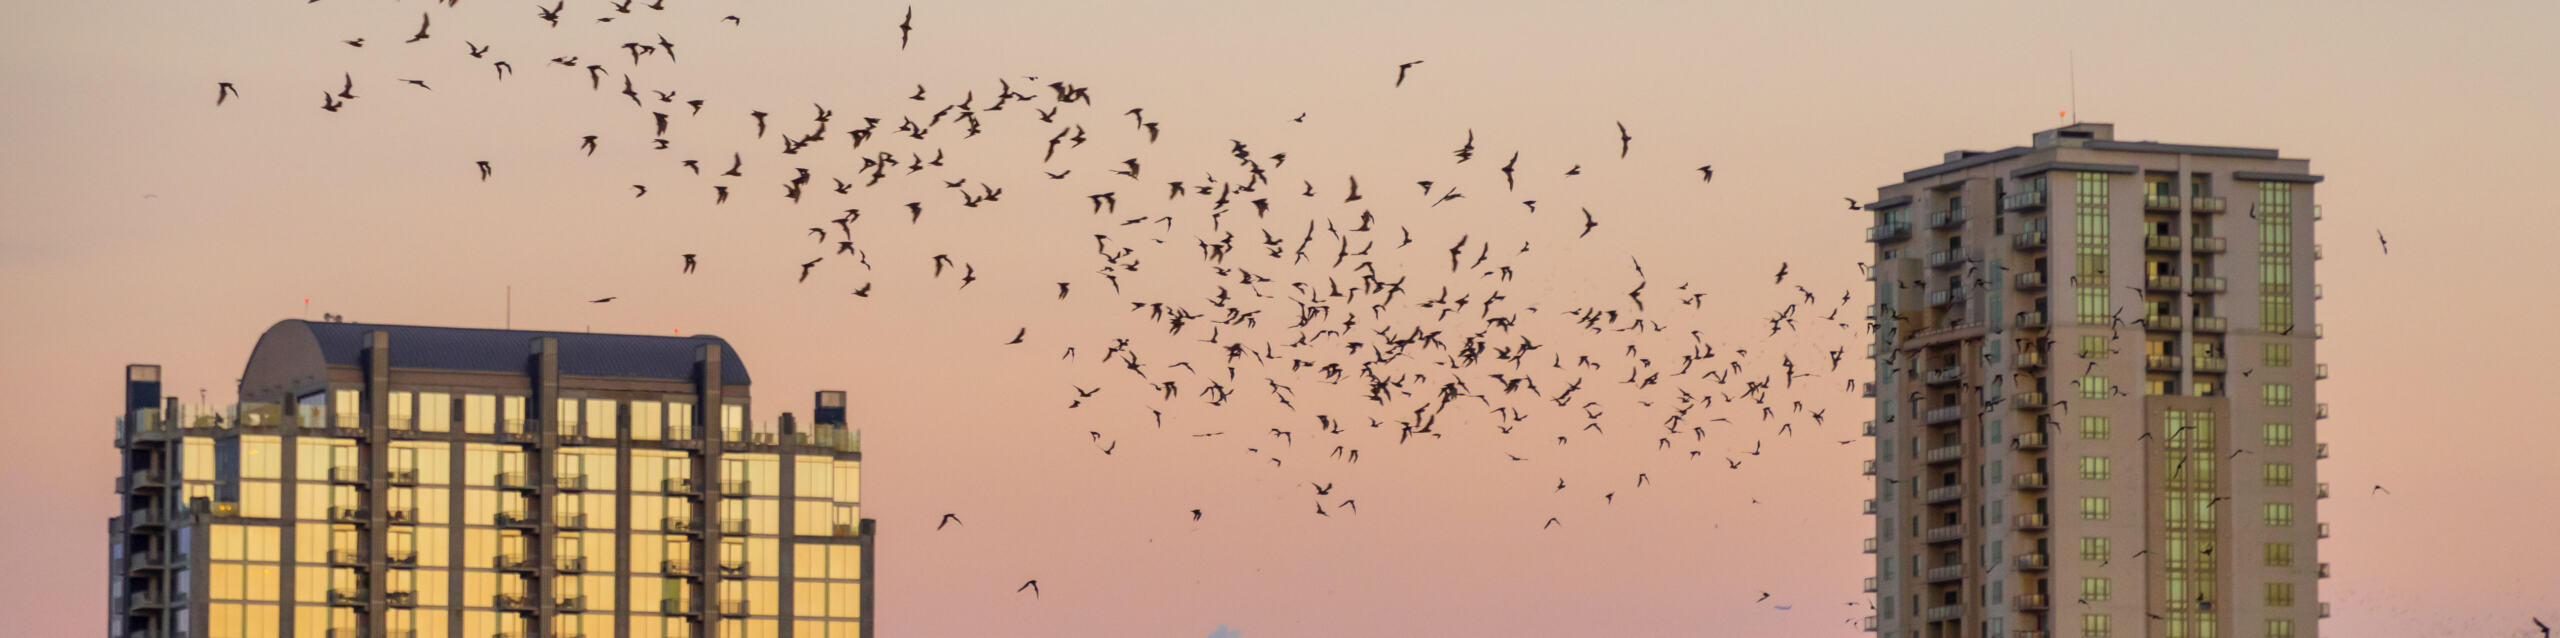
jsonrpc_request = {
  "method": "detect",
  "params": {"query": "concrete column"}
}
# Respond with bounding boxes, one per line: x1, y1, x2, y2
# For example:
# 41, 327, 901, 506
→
364, 330, 392, 638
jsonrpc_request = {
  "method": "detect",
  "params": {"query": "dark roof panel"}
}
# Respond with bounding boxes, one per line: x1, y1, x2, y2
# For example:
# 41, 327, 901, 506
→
297, 321, 750, 384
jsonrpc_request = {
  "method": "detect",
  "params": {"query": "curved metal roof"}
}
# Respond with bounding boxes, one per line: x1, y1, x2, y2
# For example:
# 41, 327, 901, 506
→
261, 320, 750, 384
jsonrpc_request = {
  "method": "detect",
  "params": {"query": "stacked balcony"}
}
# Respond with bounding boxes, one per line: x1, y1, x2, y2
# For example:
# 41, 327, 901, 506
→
1924, 525, 1964, 544
2013, 472, 2048, 491
2014, 513, 2048, 530
1868, 223, 1913, 243
1923, 485, 1963, 505
2015, 432, 2046, 450
2015, 553, 2050, 572
2001, 191, 2047, 211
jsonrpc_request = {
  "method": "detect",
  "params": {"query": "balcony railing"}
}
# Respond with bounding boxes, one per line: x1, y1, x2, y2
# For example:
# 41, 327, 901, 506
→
494, 594, 535, 610
1925, 604, 1963, 621
557, 512, 589, 529
664, 558, 696, 576
1862, 576, 1879, 593
664, 516, 696, 533
1924, 406, 1962, 425
328, 466, 361, 483
1860, 382, 1876, 398
386, 468, 419, 486
1926, 288, 1966, 307
2316, 363, 2329, 380
2001, 191, 2047, 211
663, 477, 698, 494
2014, 271, 2046, 291
2192, 236, 2227, 253
1862, 460, 1877, 476
2317, 482, 2330, 499
2193, 196, 2226, 213
1922, 445, 1962, 465
1866, 223, 1913, 243
495, 511, 537, 528
494, 553, 534, 571
1862, 499, 1877, 515
1862, 616, 1879, 632
495, 472, 532, 491
2014, 513, 2048, 530
2015, 594, 2050, 610
556, 595, 588, 612
1928, 208, 1964, 230
387, 549, 417, 565
2316, 442, 2329, 460
2147, 355, 2182, 372
327, 587, 367, 606
557, 474, 590, 491
2314, 284, 2324, 300
1862, 420, 1876, 437
558, 555, 588, 572
2319, 562, 2330, 579
717, 599, 750, 617
2318, 522, 2331, 539
2191, 316, 2228, 333
2015, 553, 2050, 572
2191, 276, 2227, 293
2194, 356, 2228, 373
2015, 432, 2046, 450
2146, 275, 2183, 291
2012, 230, 2047, 251
1925, 367, 1963, 386
387, 507, 416, 524
2317, 403, 2330, 420
2321, 601, 2331, 619
327, 549, 363, 565
2016, 350, 2045, 369
1926, 249, 1967, 270
2145, 314, 2182, 331
1923, 564, 1965, 583
720, 518, 751, 535
385, 590, 416, 607
661, 598, 699, 616
2015, 311, 2048, 330
328, 506, 368, 523
2013, 472, 2048, 491
2145, 194, 2182, 211
1923, 485, 1963, 505
2144, 234, 2183, 252
720, 480, 753, 496
2016, 391, 2046, 408
1924, 525, 1964, 544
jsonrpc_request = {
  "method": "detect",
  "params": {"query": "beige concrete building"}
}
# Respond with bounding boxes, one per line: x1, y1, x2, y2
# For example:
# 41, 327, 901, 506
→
1859, 124, 2326, 638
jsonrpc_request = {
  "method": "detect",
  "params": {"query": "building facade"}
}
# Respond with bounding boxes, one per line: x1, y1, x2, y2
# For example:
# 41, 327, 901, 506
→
111, 320, 874, 638
1860, 124, 2326, 637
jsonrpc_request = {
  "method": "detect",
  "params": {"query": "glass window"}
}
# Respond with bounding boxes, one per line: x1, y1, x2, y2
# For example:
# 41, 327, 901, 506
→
632, 401, 664, 440
2264, 462, 2293, 487
2079, 376, 2108, 400
2265, 542, 2293, 567
2263, 423, 2294, 447
390, 392, 414, 430
587, 399, 619, 438
2079, 497, 2110, 521
2265, 582, 2294, 607
2081, 613, 2111, 638
332, 389, 361, 428
2261, 383, 2293, 407
500, 396, 526, 434
2264, 503, 2294, 527
418, 393, 451, 432
2263, 343, 2292, 368
2079, 537, 2108, 562
2080, 577, 2111, 602
557, 399, 581, 436
2079, 457, 2111, 481
2080, 416, 2109, 440
464, 395, 497, 434
2267, 619, 2295, 638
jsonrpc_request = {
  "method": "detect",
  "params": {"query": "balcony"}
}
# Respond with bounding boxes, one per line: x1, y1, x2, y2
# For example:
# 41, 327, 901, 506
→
1862, 460, 1877, 477
1925, 367, 1963, 386
556, 595, 588, 612
328, 506, 369, 523
1863, 499, 1878, 515
557, 512, 589, 529
495, 472, 533, 491
327, 549, 363, 566
126, 590, 163, 611
1861, 382, 1876, 398
2316, 442, 2329, 460
2318, 522, 2331, 539
494, 594, 535, 610
2194, 356, 2228, 373
2321, 601, 2331, 619
2145, 194, 2183, 211
656, 558, 695, 577
127, 552, 164, 574
1863, 537, 1878, 554
2319, 562, 2331, 579
1862, 576, 1879, 593
557, 474, 590, 491
2016, 350, 2045, 369
2015, 594, 2050, 610
2316, 363, 2329, 380
2317, 323, 2325, 339
721, 518, 751, 535
327, 587, 367, 606
1923, 445, 1963, 465
1924, 406, 1963, 425
1862, 420, 1876, 437
2013, 472, 2048, 491
2191, 316, 2228, 333
1924, 525, 1964, 544
2012, 230, 2048, 251
2016, 553, 2050, 572
1926, 249, 1967, 271
717, 599, 750, 617
2192, 236, 2227, 253
1923, 564, 1965, 583
2015, 391, 2046, 408
1867, 223, 1913, 243
2193, 196, 2227, 213
2146, 274, 2183, 291
2314, 284, 2324, 300
1925, 604, 1963, 622
662, 598, 700, 616
129, 468, 166, 491
2002, 191, 2047, 211
1923, 485, 1963, 505
2015, 311, 2048, 330
2015, 432, 2046, 450
664, 516, 697, 533
2147, 355, 2182, 372
1924, 207, 1962, 231
720, 480, 753, 496
2014, 513, 2048, 530
328, 466, 362, 484
2144, 234, 2183, 252
1863, 616, 1879, 632
2191, 276, 2228, 293
2315, 244, 2324, 260
494, 553, 535, 571
387, 549, 417, 565
495, 510, 537, 528
2317, 482, 2330, 499
385, 589, 416, 607
1926, 288, 1966, 308
2145, 314, 2182, 332
2013, 271, 2046, 291
387, 506, 416, 524
2317, 403, 2330, 420
663, 477, 698, 494
386, 468, 419, 486
558, 555, 588, 572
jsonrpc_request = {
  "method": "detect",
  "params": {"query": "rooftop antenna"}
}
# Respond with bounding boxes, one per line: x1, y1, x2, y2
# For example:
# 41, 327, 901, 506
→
506, 285, 513, 330
2068, 50, 2079, 124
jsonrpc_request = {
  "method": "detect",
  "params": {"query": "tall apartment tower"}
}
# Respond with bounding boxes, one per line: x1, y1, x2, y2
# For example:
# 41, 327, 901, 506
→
110, 320, 875, 638
1859, 124, 2327, 638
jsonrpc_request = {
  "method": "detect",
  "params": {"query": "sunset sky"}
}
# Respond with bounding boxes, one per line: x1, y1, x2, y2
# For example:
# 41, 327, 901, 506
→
5, 1, 2558, 636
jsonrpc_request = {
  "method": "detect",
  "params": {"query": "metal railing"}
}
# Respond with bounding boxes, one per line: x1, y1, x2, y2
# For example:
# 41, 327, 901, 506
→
720, 518, 751, 535
2191, 276, 2227, 293
663, 477, 698, 494
2193, 196, 2226, 213
2147, 355, 2182, 372
327, 587, 367, 606
328, 466, 361, 483
2192, 236, 2227, 252
2144, 234, 2183, 252
1863, 537, 1878, 554
2015, 311, 2047, 330
2015, 391, 2047, 408
2015, 553, 2050, 571
557, 512, 588, 529
558, 555, 588, 572
661, 598, 699, 615
1922, 445, 1962, 464
2144, 194, 2182, 210
1923, 525, 1963, 544
1862, 460, 1877, 476
495, 472, 531, 490
2001, 191, 2047, 211
2013, 472, 2048, 491
1925, 367, 1963, 386
1862, 576, 1878, 593
2015, 594, 2050, 610
1926, 249, 1967, 270
717, 599, 750, 617
2012, 230, 2047, 251
720, 480, 753, 496
327, 506, 368, 523
1924, 406, 1962, 425
2014, 271, 2046, 290
2146, 275, 2183, 291
1866, 223, 1913, 243
493, 594, 534, 610
495, 511, 537, 528
386, 469, 419, 485
2191, 316, 2228, 333
1923, 564, 1965, 583
557, 474, 589, 491
2015, 432, 2046, 450
664, 516, 697, 533
2145, 314, 2183, 331
1923, 485, 1963, 504
1862, 499, 1877, 515
1925, 605, 1963, 621
663, 558, 696, 576
2194, 356, 2228, 373
2014, 513, 2048, 530
1928, 209, 1964, 230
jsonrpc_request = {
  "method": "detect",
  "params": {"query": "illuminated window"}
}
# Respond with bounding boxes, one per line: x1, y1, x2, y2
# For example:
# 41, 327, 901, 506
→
2081, 577, 2112, 602
464, 394, 496, 434
2080, 497, 2111, 521
2264, 462, 2293, 487
390, 391, 414, 430
2080, 537, 2109, 562
419, 392, 451, 432
2081, 613, 2112, 638
2261, 384, 2292, 407
2080, 376, 2108, 399
2079, 335, 2109, 359
2079, 457, 2111, 480
2267, 619, 2295, 638
2264, 503, 2294, 527
2263, 423, 2294, 447
2266, 582, 2294, 607
2263, 343, 2292, 368
2079, 416, 2109, 440
586, 399, 618, 438
2266, 542, 2293, 567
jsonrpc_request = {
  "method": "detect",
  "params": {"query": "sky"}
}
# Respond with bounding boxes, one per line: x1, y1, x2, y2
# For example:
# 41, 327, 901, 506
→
4, 1, 2559, 636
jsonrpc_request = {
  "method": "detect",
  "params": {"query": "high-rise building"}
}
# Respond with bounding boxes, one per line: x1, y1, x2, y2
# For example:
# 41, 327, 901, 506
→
110, 320, 874, 638
1859, 124, 2326, 637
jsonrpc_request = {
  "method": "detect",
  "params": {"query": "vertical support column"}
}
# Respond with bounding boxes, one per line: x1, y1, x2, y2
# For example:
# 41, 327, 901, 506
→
777, 412, 797, 634
530, 337, 561, 636
364, 330, 393, 637
695, 343, 725, 634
